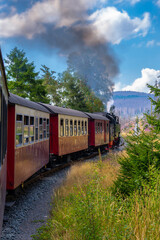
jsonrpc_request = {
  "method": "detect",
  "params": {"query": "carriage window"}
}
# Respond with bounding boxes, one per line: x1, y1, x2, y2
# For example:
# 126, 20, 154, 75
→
98, 123, 100, 133
74, 120, 77, 136
95, 122, 98, 134
35, 117, 39, 141
78, 120, 81, 135
65, 119, 69, 136
60, 119, 64, 137
97, 123, 99, 133
43, 118, 46, 139
47, 119, 49, 138
100, 123, 102, 133
16, 114, 23, 146
24, 116, 29, 144
39, 117, 43, 140
82, 121, 84, 135
70, 120, 73, 136
107, 123, 109, 134
30, 116, 34, 142
85, 121, 87, 135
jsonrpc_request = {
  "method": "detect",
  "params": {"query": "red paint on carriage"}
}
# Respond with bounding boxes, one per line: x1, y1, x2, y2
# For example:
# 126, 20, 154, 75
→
7, 104, 15, 189
86, 113, 109, 148
7, 94, 50, 190
50, 115, 59, 155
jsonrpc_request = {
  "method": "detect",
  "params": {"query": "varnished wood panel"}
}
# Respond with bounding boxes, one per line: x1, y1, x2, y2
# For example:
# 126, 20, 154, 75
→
59, 135, 88, 156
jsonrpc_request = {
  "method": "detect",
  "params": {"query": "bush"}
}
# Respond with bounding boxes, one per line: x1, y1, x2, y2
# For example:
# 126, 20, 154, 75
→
113, 129, 160, 196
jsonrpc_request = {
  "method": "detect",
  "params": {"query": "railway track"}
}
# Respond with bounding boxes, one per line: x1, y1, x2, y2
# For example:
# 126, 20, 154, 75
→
6, 151, 102, 202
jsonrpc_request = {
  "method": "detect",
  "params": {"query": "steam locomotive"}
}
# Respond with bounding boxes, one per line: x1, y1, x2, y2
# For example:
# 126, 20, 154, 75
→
0, 50, 120, 236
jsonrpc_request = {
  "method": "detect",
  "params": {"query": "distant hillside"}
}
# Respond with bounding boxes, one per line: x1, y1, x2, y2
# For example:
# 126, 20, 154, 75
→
113, 91, 153, 117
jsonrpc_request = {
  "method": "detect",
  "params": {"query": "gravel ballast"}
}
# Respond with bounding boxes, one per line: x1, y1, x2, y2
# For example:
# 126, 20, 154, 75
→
1, 168, 69, 240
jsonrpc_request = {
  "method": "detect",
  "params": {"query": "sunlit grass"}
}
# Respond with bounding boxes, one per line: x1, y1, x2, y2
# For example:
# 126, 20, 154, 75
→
32, 151, 160, 240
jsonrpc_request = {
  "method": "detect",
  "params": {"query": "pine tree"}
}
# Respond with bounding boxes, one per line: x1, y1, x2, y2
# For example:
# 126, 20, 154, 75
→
114, 84, 160, 196
40, 65, 61, 105
145, 83, 160, 132
5, 47, 49, 103
58, 70, 104, 112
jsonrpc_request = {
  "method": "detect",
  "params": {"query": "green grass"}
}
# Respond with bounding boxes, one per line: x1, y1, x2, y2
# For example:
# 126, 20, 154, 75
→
32, 153, 160, 240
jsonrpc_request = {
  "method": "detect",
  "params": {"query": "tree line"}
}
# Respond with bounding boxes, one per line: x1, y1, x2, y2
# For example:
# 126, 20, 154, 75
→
5, 47, 105, 112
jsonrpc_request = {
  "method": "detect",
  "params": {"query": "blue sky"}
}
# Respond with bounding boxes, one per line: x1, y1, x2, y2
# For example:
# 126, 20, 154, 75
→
1, 0, 160, 93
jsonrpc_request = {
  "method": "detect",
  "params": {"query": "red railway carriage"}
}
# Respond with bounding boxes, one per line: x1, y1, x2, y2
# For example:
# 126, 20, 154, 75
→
85, 113, 109, 148
0, 49, 9, 236
7, 94, 50, 190
40, 104, 89, 157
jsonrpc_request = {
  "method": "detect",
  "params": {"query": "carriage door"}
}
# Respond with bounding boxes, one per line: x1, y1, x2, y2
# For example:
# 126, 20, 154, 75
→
104, 120, 106, 143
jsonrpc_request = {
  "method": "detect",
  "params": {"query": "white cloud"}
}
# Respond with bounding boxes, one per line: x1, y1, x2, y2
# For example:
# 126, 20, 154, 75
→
88, 7, 150, 44
156, 0, 160, 7
0, 0, 105, 39
130, 0, 141, 5
0, 2, 150, 45
115, 0, 140, 5
146, 40, 155, 47
122, 68, 160, 92
114, 82, 123, 91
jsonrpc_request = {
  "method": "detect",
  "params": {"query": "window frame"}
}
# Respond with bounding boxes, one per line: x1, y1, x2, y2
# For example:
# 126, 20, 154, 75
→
65, 119, 69, 136
85, 121, 87, 135
35, 117, 39, 141
74, 120, 77, 136
47, 118, 49, 138
24, 115, 29, 145
43, 118, 47, 139
70, 119, 73, 136
78, 120, 81, 136
29, 116, 35, 143
60, 118, 64, 137
82, 121, 84, 135
39, 117, 43, 140
16, 114, 23, 147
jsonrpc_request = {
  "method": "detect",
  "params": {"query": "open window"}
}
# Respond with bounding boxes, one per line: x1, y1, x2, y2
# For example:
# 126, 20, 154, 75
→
70, 120, 73, 136
24, 115, 29, 144
74, 120, 77, 136
60, 119, 64, 137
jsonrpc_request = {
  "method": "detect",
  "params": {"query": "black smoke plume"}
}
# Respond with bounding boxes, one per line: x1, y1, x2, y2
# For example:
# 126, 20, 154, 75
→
39, 23, 119, 103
